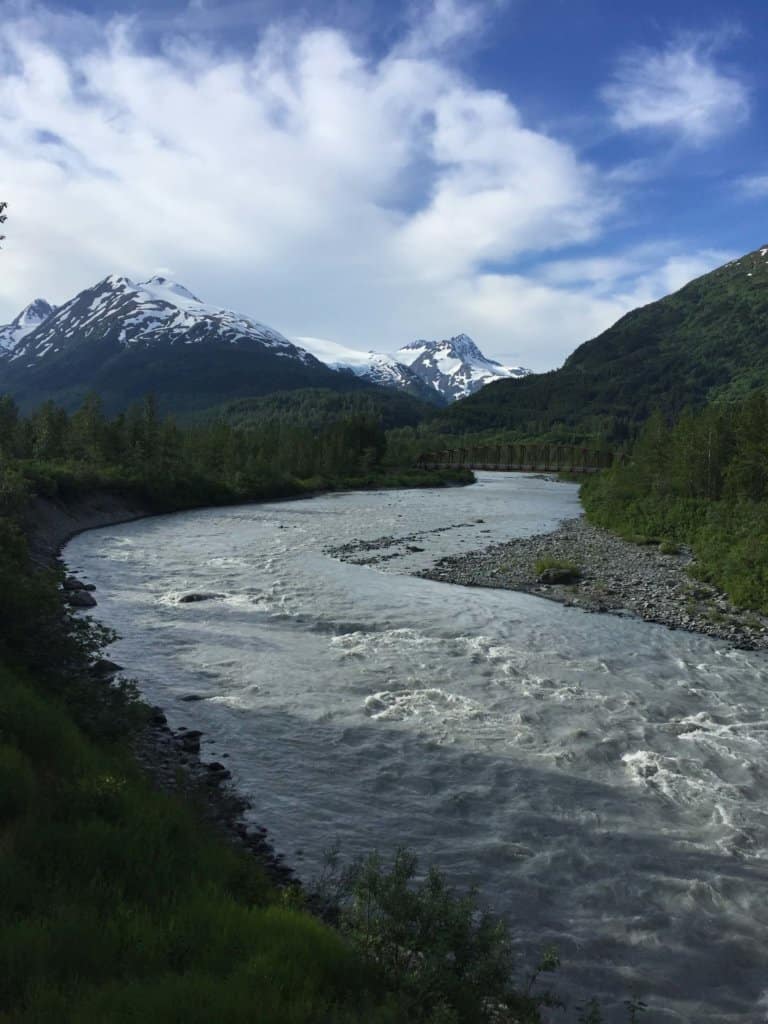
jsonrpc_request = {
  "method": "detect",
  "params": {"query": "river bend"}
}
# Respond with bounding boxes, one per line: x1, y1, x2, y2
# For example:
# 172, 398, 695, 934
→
64, 474, 768, 1022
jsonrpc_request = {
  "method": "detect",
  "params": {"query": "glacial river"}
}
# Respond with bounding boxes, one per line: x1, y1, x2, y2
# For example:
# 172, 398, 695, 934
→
64, 473, 768, 1022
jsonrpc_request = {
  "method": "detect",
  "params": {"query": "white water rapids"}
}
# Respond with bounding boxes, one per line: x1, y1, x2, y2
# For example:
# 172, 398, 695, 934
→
64, 473, 768, 1022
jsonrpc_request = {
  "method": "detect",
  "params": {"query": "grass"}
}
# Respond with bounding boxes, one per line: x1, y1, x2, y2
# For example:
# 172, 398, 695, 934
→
0, 663, 399, 1024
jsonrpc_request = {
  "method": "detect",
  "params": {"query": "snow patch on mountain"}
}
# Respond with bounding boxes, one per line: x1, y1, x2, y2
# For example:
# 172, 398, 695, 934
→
0, 299, 56, 356
295, 336, 425, 391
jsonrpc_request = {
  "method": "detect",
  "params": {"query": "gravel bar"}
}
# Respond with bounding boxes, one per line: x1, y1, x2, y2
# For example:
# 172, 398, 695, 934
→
417, 515, 768, 652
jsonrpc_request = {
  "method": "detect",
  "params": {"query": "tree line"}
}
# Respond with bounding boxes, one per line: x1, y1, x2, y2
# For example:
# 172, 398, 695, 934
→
0, 391, 393, 513
582, 390, 768, 610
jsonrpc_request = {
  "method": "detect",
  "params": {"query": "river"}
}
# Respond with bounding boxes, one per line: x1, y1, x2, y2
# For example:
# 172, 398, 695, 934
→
64, 473, 768, 1022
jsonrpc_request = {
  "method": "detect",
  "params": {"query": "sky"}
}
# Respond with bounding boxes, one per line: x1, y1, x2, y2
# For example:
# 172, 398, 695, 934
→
0, 0, 767, 371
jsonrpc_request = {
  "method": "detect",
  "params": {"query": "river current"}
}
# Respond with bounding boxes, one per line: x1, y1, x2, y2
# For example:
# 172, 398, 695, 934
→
65, 473, 768, 1022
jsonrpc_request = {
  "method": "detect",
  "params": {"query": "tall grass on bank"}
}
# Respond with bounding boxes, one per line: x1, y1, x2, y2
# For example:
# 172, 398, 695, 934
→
0, 665, 403, 1024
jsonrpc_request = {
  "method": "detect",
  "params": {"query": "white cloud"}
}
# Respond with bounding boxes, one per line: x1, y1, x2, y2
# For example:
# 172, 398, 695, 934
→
739, 174, 768, 199
602, 33, 749, 146
432, 246, 732, 367
396, 0, 489, 57
0, 4, 733, 373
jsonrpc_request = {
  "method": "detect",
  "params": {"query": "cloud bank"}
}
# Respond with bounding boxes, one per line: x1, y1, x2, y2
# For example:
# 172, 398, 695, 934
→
0, 6, 742, 369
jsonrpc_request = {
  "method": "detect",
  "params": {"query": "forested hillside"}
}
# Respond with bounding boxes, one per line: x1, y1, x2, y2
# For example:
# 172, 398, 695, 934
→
438, 245, 768, 442
216, 387, 436, 433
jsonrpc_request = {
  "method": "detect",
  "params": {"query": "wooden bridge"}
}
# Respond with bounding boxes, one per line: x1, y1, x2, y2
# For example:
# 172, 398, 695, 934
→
416, 443, 617, 474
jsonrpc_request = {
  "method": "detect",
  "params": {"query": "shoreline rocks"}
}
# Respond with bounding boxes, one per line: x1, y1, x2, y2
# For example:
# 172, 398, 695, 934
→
417, 515, 768, 651
130, 708, 297, 889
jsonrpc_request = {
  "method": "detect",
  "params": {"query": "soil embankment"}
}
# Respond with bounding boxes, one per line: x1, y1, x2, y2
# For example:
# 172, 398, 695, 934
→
26, 491, 151, 565
418, 515, 768, 651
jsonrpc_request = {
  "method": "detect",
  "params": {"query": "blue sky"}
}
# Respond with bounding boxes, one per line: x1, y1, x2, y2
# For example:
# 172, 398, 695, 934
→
1, 0, 766, 369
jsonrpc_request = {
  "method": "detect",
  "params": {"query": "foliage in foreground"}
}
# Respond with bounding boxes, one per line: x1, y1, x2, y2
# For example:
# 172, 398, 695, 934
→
314, 847, 562, 1024
582, 391, 768, 611
0, 663, 403, 1024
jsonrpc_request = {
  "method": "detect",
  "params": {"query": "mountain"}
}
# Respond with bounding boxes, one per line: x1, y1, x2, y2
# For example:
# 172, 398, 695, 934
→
298, 333, 529, 404
0, 276, 369, 414
295, 336, 442, 405
397, 334, 531, 402
0, 299, 57, 356
438, 244, 768, 440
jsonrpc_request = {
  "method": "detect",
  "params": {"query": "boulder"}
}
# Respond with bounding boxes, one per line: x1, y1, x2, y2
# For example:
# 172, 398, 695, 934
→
66, 589, 97, 608
62, 576, 86, 591
178, 592, 224, 603
180, 730, 203, 753
149, 707, 168, 726
91, 658, 123, 677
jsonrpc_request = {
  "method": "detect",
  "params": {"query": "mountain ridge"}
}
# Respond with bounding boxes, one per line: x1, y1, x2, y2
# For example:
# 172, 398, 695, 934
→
298, 332, 530, 404
0, 298, 57, 356
438, 243, 768, 440
396, 334, 530, 402
0, 275, 367, 414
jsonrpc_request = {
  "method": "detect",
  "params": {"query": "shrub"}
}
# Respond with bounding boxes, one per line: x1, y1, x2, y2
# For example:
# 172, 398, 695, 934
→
328, 848, 560, 1023
534, 556, 581, 578
659, 539, 680, 555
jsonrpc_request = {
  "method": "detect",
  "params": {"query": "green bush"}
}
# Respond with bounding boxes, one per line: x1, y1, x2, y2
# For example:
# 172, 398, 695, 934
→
659, 539, 680, 555
534, 556, 581, 578
328, 848, 560, 1023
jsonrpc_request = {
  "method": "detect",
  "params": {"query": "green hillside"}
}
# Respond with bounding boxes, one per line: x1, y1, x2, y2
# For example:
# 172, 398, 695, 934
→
215, 386, 437, 432
439, 244, 768, 441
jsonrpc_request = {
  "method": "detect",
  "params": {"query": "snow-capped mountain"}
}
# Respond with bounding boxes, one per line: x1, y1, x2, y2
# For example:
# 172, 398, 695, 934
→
8, 275, 314, 366
0, 299, 56, 356
0, 276, 362, 413
298, 333, 529, 404
397, 334, 530, 402
295, 336, 441, 404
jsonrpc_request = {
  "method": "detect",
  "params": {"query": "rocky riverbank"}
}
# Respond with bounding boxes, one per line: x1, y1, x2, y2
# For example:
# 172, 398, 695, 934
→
34, 492, 300, 891
65, 571, 300, 889
418, 515, 768, 651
